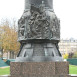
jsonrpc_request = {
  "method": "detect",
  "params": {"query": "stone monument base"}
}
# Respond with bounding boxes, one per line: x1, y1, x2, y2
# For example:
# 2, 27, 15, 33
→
9, 61, 71, 77
16, 42, 63, 62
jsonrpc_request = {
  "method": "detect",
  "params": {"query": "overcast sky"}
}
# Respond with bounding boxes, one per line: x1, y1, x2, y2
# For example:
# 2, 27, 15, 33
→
0, 0, 77, 39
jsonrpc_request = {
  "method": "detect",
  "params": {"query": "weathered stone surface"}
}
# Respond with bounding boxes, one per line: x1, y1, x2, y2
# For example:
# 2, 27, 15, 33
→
25, 0, 53, 9
16, 43, 63, 62
10, 62, 69, 76
0, 75, 72, 77
55, 62, 69, 75
15, 0, 63, 62
18, 1, 60, 41
59, 75, 71, 77
0, 74, 74, 77
10, 62, 22, 75
8, 75, 22, 77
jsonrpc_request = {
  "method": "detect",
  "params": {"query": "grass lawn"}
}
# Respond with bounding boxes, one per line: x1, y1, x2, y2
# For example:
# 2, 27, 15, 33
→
0, 65, 77, 75
69, 65, 77, 74
0, 67, 10, 75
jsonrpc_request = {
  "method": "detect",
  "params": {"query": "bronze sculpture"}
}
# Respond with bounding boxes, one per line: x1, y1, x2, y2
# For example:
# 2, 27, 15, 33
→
16, 0, 63, 62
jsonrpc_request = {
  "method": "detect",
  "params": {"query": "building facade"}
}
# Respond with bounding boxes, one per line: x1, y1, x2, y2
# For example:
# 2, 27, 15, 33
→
59, 38, 77, 55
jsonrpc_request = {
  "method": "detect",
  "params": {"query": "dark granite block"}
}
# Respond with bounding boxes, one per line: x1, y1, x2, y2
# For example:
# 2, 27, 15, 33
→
0, 75, 72, 77
22, 62, 32, 75
10, 62, 22, 75
59, 75, 71, 77
9, 75, 71, 77
22, 62, 55, 76
55, 62, 69, 74
53, 75, 71, 77
10, 62, 70, 77
8, 75, 22, 77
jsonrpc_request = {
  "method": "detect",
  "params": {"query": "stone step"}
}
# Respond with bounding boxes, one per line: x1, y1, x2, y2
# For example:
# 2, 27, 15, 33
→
5, 75, 71, 77
1, 75, 77, 77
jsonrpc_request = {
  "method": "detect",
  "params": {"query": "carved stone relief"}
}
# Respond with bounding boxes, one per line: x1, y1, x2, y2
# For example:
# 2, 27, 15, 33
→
27, 5, 52, 39
51, 16, 60, 39
16, 0, 63, 62
18, 3, 60, 40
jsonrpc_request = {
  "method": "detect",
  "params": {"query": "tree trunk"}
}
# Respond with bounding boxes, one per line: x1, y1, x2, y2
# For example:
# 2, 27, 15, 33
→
10, 51, 11, 59
7, 52, 8, 59
2, 49, 3, 59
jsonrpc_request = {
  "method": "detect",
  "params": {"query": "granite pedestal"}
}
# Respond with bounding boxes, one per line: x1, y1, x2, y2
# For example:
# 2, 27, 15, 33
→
9, 61, 70, 77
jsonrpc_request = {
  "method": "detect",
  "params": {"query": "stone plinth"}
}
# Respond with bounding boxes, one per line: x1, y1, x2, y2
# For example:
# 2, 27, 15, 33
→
9, 62, 70, 77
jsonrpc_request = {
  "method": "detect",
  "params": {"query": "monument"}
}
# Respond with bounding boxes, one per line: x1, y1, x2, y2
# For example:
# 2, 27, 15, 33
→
15, 0, 63, 62
9, 0, 71, 77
